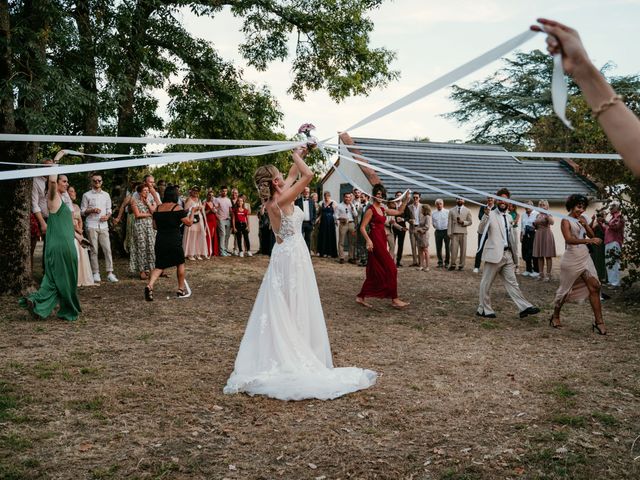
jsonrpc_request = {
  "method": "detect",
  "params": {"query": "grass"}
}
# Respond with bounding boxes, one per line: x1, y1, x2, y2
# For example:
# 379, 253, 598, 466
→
0, 382, 18, 421
32, 361, 61, 379
551, 414, 587, 428
551, 383, 578, 399
591, 412, 617, 427
67, 396, 104, 412
0, 433, 32, 451
479, 320, 499, 329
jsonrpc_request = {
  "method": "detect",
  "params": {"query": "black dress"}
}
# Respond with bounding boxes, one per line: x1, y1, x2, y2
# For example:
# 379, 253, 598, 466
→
154, 206, 188, 269
317, 201, 338, 258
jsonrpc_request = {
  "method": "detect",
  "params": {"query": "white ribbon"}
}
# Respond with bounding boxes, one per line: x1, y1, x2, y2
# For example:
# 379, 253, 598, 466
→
324, 142, 620, 161
552, 54, 573, 130
0, 142, 303, 181
0, 133, 296, 147
343, 30, 537, 133
338, 148, 578, 223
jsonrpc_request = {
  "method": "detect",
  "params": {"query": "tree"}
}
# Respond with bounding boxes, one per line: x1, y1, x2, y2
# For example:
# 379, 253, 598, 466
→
1, 0, 398, 294
447, 50, 640, 288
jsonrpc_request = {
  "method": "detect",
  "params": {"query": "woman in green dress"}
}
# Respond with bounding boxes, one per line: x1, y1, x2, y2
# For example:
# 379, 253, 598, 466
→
20, 172, 80, 321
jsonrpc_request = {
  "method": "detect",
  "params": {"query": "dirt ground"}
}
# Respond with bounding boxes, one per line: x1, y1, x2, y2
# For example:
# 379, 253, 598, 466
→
1, 253, 640, 480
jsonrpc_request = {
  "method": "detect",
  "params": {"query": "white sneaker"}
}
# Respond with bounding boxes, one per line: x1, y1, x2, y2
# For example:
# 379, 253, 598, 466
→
239, 252, 244, 257
473, 268, 479, 274
522, 271, 530, 277
233, 249, 239, 256
93, 273, 101, 282
246, 251, 253, 257
106, 273, 118, 283
530, 272, 540, 278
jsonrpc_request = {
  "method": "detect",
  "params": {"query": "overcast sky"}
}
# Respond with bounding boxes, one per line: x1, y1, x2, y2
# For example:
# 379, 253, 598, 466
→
156, 0, 640, 144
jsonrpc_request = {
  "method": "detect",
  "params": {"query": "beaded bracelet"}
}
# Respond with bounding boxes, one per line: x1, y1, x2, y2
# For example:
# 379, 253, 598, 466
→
592, 95, 624, 119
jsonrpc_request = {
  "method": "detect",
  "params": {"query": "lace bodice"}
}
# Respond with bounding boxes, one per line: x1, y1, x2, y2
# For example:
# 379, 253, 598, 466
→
274, 204, 304, 242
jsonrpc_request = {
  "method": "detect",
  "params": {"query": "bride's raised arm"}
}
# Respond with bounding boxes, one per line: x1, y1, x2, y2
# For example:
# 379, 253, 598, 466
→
277, 147, 314, 206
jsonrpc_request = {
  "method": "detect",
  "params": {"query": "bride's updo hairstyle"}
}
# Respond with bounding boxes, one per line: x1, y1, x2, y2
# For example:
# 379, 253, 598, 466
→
254, 164, 280, 203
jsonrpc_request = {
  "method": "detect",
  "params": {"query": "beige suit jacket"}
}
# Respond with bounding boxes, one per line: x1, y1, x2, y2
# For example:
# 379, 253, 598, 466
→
447, 205, 473, 235
478, 209, 517, 264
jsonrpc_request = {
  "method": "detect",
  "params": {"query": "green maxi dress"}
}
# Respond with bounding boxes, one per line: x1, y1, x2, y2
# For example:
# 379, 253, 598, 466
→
20, 204, 81, 321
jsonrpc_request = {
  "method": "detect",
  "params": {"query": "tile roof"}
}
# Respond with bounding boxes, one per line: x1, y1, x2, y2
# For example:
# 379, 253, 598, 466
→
343, 137, 598, 202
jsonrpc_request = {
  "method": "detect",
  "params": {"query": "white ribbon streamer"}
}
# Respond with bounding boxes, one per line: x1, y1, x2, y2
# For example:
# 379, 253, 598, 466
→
552, 54, 573, 130
0, 133, 297, 147
338, 148, 578, 223
324, 142, 621, 161
343, 30, 537, 133
0, 142, 302, 181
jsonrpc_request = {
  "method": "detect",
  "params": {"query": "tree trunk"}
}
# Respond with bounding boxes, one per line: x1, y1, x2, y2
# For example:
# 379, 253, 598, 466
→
0, 0, 36, 294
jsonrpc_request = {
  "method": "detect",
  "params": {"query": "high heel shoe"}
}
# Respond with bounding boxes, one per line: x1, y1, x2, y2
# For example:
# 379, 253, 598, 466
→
548, 315, 561, 328
592, 323, 607, 335
144, 286, 153, 302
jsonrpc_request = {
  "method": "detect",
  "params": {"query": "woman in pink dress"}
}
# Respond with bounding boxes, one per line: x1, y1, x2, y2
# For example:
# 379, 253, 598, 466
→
356, 184, 410, 309
183, 187, 209, 260
533, 199, 556, 281
550, 194, 606, 334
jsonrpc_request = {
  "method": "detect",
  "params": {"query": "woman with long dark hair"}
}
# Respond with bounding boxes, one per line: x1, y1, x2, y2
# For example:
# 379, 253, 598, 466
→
356, 184, 410, 309
316, 191, 338, 258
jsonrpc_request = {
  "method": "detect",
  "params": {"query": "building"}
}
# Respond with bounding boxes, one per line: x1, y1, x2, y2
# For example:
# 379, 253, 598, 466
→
321, 133, 600, 260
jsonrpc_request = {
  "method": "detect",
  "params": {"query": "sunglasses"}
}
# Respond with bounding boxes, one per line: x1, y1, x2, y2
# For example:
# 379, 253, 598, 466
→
93, 179, 103, 183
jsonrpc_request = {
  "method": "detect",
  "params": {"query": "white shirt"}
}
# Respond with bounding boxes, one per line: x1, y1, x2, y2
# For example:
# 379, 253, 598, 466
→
520, 210, 538, 230
432, 209, 449, 230
500, 211, 510, 247
81, 189, 113, 229
336, 202, 356, 222
409, 203, 421, 224
300, 197, 311, 221
32, 176, 49, 217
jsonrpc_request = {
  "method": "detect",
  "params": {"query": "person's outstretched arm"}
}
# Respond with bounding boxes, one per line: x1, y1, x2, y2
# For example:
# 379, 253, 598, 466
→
533, 18, 640, 177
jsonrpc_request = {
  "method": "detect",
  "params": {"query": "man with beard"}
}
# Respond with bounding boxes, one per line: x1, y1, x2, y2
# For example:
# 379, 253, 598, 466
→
476, 188, 540, 319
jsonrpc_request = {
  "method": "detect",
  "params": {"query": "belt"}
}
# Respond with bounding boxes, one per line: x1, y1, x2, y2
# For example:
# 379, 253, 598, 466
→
348, 221, 355, 223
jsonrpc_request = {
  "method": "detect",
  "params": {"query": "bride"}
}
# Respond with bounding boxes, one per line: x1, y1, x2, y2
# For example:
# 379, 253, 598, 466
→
223, 144, 377, 401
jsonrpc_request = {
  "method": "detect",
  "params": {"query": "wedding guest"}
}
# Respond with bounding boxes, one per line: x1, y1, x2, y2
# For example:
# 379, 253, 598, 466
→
129, 184, 156, 279
157, 179, 167, 201
474, 196, 495, 273
20, 173, 80, 321
258, 203, 276, 255
432, 198, 450, 269
30, 158, 53, 272
447, 197, 472, 271
407, 192, 422, 267
310, 192, 320, 254
317, 191, 338, 258
508, 203, 521, 272
589, 212, 608, 283
145, 186, 195, 300
520, 201, 539, 277
81, 173, 118, 283
336, 191, 357, 264
533, 199, 556, 282
354, 192, 370, 267
67, 186, 94, 287
183, 186, 208, 260
393, 191, 409, 267
215, 186, 233, 256
230, 187, 240, 255
232, 196, 252, 257
385, 201, 397, 254
477, 188, 540, 319
204, 189, 220, 257
416, 203, 431, 271
294, 186, 316, 250
604, 202, 625, 287
356, 184, 410, 309
135, 174, 162, 206
550, 194, 606, 334
113, 180, 138, 254
533, 19, 640, 177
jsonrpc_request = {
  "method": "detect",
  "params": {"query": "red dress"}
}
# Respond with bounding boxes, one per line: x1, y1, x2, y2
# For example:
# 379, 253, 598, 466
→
205, 203, 220, 257
357, 205, 398, 299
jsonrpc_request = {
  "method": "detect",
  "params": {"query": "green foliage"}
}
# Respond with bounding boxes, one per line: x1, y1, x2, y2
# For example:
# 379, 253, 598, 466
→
447, 50, 640, 288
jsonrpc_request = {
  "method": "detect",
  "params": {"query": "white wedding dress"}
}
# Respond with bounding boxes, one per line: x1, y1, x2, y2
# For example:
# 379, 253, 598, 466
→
224, 204, 377, 400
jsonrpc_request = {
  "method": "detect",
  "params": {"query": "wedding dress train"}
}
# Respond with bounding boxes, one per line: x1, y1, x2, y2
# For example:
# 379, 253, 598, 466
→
224, 204, 376, 400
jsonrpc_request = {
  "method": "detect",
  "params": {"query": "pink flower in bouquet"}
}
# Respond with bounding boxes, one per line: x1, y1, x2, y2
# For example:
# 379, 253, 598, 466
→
298, 123, 316, 136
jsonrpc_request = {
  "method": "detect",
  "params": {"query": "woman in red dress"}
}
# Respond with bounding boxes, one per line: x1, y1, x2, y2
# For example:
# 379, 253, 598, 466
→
204, 189, 220, 257
356, 184, 410, 309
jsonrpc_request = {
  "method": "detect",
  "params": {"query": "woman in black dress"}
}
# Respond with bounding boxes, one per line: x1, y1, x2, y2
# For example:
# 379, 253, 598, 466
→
145, 186, 195, 300
316, 191, 338, 258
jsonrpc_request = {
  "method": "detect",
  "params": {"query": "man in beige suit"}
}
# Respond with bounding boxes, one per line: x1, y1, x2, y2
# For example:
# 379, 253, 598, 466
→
477, 188, 540, 319
447, 197, 473, 270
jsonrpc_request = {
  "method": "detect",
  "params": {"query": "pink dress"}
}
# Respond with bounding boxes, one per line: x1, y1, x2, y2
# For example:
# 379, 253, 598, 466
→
182, 198, 209, 258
